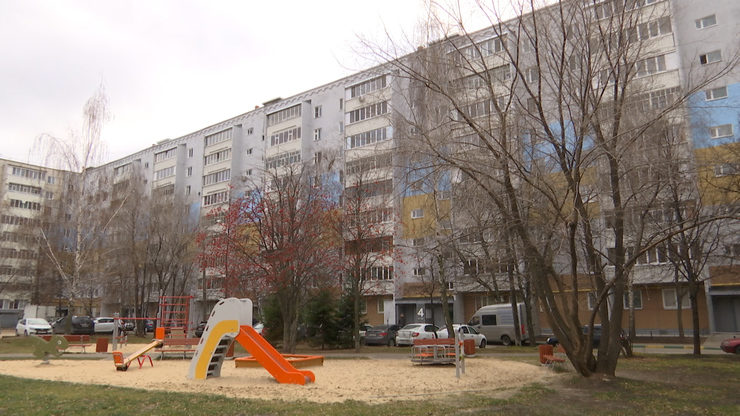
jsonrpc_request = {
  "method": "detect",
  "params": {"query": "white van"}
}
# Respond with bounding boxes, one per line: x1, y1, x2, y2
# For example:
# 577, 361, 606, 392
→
468, 303, 528, 346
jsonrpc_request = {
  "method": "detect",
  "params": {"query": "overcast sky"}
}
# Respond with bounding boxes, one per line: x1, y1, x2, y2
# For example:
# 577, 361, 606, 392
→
0, 0, 463, 166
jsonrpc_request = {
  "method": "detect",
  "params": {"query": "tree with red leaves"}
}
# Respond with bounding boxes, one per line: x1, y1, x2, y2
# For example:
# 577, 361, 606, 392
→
200, 165, 342, 353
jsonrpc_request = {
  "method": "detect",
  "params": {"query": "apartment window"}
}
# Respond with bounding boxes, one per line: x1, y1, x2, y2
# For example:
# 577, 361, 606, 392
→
709, 124, 733, 139
635, 55, 666, 77
525, 67, 538, 83
480, 36, 504, 56
185, 185, 191, 196
662, 288, 690, 310
270, 127, 301, 146
265, 151, 301, 169
411, 208, 424, 219
203, 169, 231, 186
154, 166, 175, 180
359, 298, 367, 315
205, 129, 232, 147
186, 167, 192, 177
705, 86, 728, 101
8, 183, 41, 195
247, 127, 254, 135
348, 75, 387, 99
313, 128, 322, 141
699, 50, 722, 65
463, 259, 478, 275
246, 169, 253, 176
714, 163, 739, 177
339, 98, 343, 109
10, 166, 45, 180
144, 162, 149, 168
347, 101, 388, 124
247, 148, 253, 155
695, 14, 717, 29
628, 16, 672, 41
266, 104, 301, 127
45, 191, 54, 200
377, 299, 385, 313
314, 105, 322, 118
154, 147, 177, 162
413, 267, 426, 276
366, 266, 393, 281
313, 152, 322, 165
203, 190, 229, 206
204, 148, 232, 166
47, 176, 55, 184
346, 126, 391, 149
587, 292, 597, 310
188, 148, 193, 158
623, 290, 643, 309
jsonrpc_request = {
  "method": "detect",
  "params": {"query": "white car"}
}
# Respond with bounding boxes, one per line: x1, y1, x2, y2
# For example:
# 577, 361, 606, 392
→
16, 318, 52, 336
437, 324, 487, 348
93, 317, 122, 333
395, 323, 439, 346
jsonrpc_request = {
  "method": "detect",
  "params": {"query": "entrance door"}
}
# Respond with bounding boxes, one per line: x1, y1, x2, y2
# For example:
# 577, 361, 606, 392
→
713, 296, 740, 332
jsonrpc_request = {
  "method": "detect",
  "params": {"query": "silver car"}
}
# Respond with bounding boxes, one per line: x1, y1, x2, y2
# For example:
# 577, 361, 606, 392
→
395, 323, 439, 346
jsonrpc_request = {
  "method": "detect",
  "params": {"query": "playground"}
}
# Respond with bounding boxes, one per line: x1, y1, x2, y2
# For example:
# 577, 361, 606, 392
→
0, 348, 548, 404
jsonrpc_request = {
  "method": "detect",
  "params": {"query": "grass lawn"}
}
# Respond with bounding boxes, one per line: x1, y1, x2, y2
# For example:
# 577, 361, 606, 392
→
0, 336, 737, 416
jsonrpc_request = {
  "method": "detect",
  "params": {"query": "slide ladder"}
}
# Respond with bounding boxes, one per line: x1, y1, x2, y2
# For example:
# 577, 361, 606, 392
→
188, 297, 314, 385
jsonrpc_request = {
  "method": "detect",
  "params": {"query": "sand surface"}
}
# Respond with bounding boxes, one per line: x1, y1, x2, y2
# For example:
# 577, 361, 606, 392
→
0, 345, 553, 404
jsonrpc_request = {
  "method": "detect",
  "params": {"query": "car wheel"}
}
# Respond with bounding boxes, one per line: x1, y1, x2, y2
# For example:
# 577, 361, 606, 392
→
480, 339, 487, 348
501, 335, 512, 346
388, 338, 396, 347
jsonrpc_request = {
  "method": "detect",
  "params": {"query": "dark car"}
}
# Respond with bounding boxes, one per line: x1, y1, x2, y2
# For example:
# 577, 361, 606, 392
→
145, 319, 155, 332
51, 316, 95, 335
364, 324, 401, 346
546, 325, 626, 348
720, 337, 740, 354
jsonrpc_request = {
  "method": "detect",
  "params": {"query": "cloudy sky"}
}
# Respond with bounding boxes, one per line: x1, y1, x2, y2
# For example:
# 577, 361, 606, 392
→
0, 0, 471, 166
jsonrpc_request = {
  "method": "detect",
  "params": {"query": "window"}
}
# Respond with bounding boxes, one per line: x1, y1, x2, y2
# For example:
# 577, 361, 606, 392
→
204, 129, 232, 146
203, 190, 229, 206
266, 104, 301, 127
339, 121, 344, 133
155, 148, 176, 163
185, 185, 191, 196
627, 16, 672, 41
247, 127, 254, 135
314, 105, 322, 118
411, 208, 424, 219
186, 167, 192, 177
45, 191, 53, 200
348, 75, 387, 99
204, 148, 232, 165
705, 86, 728, 101
154, 166, 175, 180
7, 183, 41, 195
270, 127, 301, 146
714, 163, 740, 177
347, 101, 389, 124
366, 266, 393, 280
313, 128, 322, 141
525, 67, 538, 83
699, 50, 722, 65
377, 299, 385, 313
481, 315, 496, 326
662, 288, 690, 310
47, 176, 55, 184
203, 169, 231, 186
313, 152, 322, 165
347, 126, 392, 149
359, 298, 367, 315
635, 55, 666, 77
246, 169, 253, 176
587, 292, 597, 310
265, 151, 301, 169
10, 166, 45, 180
695, 14, 717, 29
188, 148, 193, 158
709, 124, 733, 139
413, 267, 426, 276
247, 148, 253, 155
623, 290, 643, 309
463, 259, 478, 275
339, 98, 343, 109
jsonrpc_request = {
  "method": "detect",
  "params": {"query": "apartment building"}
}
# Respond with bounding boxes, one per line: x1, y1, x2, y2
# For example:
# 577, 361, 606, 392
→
1, 0, 736, 336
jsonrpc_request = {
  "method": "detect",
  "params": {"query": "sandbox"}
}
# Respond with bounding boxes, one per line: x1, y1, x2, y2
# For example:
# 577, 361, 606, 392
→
0, 353, 552, 404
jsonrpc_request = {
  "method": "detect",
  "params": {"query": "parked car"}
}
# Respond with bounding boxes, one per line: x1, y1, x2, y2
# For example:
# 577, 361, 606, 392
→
437, 324, 487, 348
122, 320, 135, 331
359, 324, 372, 340
93, 317, 123, 334
468, 303, 529, 346
364, 324, 401, 346
145, 319, 155, 332
546, 325, 627, 348
51, 316, 94, 335
16, 318, 52, 336
395, 323, 439, 346
720, 337, 740, 354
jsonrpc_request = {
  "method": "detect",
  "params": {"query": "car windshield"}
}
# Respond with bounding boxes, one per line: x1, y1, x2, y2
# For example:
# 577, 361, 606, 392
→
401, 324, 421, 330
372, 325, 389, 331
27, 318, 47, 325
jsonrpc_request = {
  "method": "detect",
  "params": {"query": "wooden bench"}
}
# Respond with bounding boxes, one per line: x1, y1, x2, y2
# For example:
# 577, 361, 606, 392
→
155, 338, 200, 359
411, 338, 458, 365
41, 335, 92, 353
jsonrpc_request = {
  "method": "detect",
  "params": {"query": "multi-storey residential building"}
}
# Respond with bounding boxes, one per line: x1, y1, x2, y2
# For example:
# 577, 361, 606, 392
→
1, 0, 736, 338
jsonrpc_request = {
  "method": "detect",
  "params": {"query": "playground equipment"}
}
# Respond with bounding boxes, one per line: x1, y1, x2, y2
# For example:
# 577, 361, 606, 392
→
112, 328, 165, 371
31, 335, 69, 364
188, 297, 316, 385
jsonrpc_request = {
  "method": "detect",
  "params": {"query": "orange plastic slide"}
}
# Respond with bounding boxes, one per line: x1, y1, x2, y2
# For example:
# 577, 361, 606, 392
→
234, 325, 315, 385
113, 339, 163, 371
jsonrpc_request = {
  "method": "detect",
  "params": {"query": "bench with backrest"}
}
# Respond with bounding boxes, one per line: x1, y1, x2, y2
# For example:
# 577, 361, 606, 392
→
41, 335, 92, 353
155, 338, 201, 359
411, 338, 458, 364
